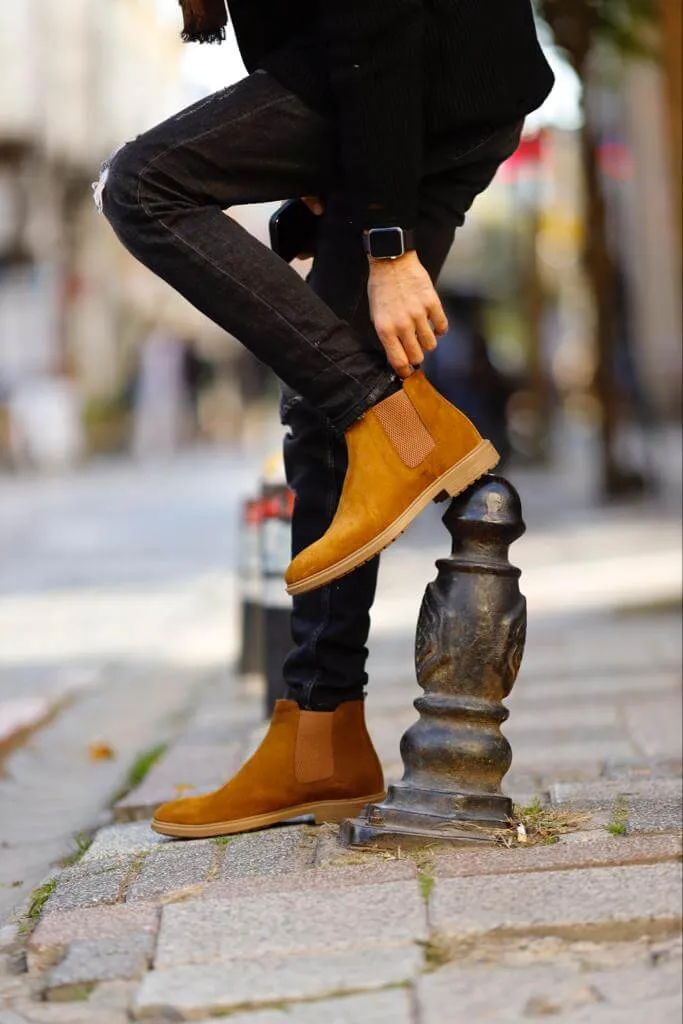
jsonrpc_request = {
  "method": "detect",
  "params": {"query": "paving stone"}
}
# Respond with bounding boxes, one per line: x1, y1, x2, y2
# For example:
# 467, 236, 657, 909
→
133, 947, 423, 1019
88, 979, 138, 1013
0, 697, 57, 753
0, 925, 17, 952
0, 658, 215, 923
154, 882, 427, 967
507, 704, 622, 732
219, 826, 316, 881
623, 698, 683, 759
205, 859, 418, 902
0, 1012, 27, 1024
431, 834, 682, 880
431, 863, 682, 937
416, 955, 683, 1024
44, 933, 154, 996
81, 823, 169, 863
194, 988, 414, 1024
28, 905, 158, 973
0, 973, 27, 1001
11, 1002, 127, 1024
550, 779, 683, 833
312, 832, 420, 880
513, 672, 679, 705
42, 861, 131, 915
127, 841, 214, 902
603, 758, 682, 782
509, 736, 638, 773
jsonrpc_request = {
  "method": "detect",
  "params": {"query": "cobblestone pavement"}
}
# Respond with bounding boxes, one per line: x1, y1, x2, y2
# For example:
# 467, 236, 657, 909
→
0, 447, 267, 921
1, 430, 681, 1022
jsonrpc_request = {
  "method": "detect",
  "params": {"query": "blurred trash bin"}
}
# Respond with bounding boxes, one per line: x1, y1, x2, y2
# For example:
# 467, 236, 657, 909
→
8, 375, 84, 471
260, 456, 294, 718
236, 497, 265, 679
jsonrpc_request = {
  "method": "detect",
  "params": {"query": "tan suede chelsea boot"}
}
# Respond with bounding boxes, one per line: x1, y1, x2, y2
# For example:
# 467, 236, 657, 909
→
151, 699, 385, 838
285, 371, 499, 595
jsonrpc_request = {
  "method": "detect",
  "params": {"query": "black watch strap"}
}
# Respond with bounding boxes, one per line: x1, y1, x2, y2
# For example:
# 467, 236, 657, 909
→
362, 226, 416, 259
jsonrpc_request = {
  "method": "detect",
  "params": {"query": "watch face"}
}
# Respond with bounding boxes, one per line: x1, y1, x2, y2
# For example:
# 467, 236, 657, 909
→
369, 227, 404, 259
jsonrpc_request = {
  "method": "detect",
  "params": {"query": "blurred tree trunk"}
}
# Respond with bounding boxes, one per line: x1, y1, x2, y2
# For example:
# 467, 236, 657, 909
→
658, 0, 681, 269
542, 0, 648, 497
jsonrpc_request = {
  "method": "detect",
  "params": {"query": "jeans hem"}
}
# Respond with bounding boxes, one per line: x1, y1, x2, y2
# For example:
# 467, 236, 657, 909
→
332, 370, 399, 433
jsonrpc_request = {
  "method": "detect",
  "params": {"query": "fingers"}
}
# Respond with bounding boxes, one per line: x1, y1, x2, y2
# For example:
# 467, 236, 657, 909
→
427, 296, 449, 336
415, 314, 437, 353
376, 320, 424, 378
384, 337, 415, 378
396, 320, 426, 367
375, 320, 413, 378
301, 196, 324, 215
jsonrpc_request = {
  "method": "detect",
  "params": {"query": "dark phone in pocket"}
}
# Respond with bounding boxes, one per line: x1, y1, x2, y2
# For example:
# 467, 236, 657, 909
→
269, 198, 320, 263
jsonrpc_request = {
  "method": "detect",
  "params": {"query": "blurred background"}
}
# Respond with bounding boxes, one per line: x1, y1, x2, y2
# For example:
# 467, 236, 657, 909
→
0, 0, 680, 482
0, 0, 680, 921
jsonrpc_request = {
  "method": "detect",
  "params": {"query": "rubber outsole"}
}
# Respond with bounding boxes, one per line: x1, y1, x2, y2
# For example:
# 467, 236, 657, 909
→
286, 440, 499, 596
150, 791, 387, 839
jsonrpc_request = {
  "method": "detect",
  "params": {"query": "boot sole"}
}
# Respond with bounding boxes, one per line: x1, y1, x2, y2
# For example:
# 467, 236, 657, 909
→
150, 791, 387, 839
286, 439, 499, 596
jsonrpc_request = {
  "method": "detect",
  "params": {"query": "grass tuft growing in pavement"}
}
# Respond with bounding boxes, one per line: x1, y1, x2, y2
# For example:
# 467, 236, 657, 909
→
417, 867, 435, 904
419, 934, 451, 969
211, 836, 234, 847
56, 983, 96, 1001
19, 879, 57, 935
606, 795, 630, 836
510, 798, 591, 846
110, 742, 168, 807
58, 831, 94, 869
126, 743, 168, 790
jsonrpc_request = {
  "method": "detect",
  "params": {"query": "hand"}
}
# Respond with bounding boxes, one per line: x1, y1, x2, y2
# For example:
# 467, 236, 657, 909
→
367, 251, 449, 378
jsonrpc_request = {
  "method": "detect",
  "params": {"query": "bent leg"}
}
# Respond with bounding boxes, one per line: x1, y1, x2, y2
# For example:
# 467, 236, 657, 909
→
101, 71, 396, 431
282, 122, 524, 705
281, 192, 461, 709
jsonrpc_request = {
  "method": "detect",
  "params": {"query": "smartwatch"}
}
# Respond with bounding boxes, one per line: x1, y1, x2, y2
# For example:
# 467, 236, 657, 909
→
362, 226, 416, 260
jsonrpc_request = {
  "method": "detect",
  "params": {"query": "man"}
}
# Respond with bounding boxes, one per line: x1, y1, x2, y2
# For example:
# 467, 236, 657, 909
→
100, 0, 553, 838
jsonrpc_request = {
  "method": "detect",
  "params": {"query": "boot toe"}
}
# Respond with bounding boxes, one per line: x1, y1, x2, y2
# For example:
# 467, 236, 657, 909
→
153, 795, 210, 827
285, 547, 318, 587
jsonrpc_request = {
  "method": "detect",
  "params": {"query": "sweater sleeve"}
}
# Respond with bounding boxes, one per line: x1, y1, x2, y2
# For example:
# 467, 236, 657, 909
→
319, 1, 424, 232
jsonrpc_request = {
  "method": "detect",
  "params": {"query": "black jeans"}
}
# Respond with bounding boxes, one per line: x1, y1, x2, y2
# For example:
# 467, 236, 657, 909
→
101, 70, 522, 709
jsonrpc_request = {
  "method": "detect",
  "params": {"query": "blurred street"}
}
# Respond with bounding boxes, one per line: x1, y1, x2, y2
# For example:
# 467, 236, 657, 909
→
0, 439, 275, 920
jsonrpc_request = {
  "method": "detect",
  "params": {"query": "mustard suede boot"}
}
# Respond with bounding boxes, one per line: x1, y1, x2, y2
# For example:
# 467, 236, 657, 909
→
151, 700, 385, 838
285, 371, 499, 595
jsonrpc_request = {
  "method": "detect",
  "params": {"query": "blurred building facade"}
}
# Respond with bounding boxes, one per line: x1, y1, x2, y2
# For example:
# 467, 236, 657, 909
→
0, 0, 224, 415
0, 3, 679, 469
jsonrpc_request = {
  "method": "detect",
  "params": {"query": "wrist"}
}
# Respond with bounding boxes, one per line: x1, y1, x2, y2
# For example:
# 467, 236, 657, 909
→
362, 225, 416, 261
368, 249, 418, 270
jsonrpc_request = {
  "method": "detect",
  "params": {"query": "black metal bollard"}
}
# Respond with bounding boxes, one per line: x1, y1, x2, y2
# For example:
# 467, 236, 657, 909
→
261, 483, 295, 718
340, 476, 527, 848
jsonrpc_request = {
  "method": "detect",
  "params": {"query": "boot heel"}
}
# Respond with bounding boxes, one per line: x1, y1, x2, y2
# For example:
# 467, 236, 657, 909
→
435, 440, 500, 502
313, 792, 386, 825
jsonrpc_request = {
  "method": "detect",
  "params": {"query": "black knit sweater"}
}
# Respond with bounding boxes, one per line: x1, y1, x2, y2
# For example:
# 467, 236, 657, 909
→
226, 1, 554, 230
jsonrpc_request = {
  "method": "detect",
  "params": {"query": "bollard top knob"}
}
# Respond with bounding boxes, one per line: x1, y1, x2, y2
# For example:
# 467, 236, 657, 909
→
442, 475, 525, 543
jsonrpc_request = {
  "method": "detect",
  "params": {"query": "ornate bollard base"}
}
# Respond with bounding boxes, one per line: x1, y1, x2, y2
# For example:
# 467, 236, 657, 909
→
340, 785, 513, 850
340, 476, 527, 852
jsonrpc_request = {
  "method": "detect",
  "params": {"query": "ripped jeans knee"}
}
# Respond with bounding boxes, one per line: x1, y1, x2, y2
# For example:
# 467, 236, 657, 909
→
92, 143, 126, 214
